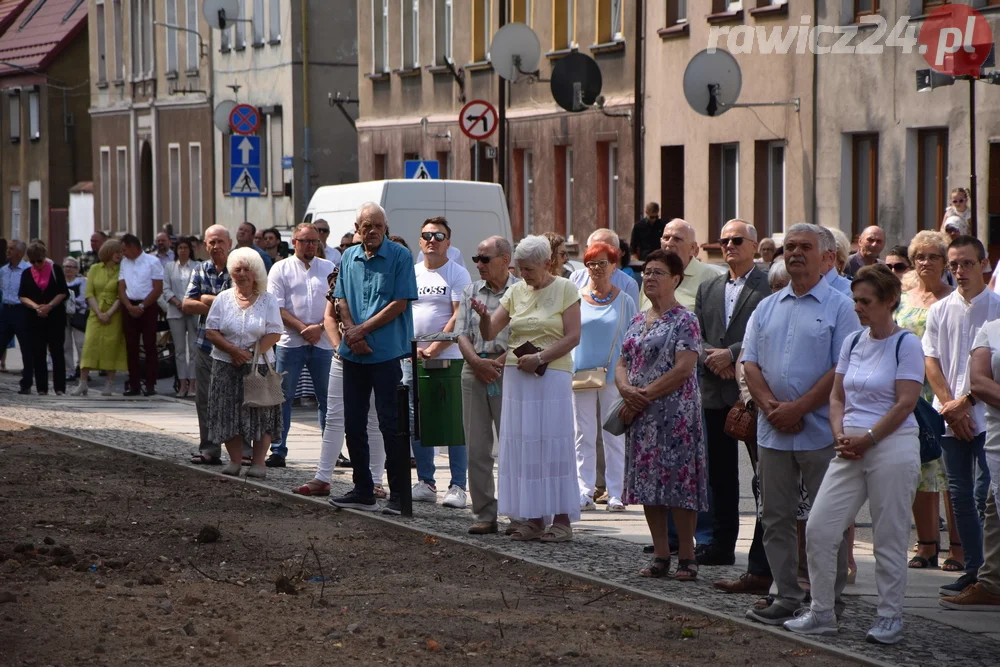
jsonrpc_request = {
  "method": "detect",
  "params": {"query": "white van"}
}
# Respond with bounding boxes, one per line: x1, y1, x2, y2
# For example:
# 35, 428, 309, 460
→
302, 179, 512, 273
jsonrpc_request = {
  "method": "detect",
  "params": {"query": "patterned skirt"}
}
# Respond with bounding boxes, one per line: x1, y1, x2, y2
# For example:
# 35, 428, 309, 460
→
208, 359, 283, 444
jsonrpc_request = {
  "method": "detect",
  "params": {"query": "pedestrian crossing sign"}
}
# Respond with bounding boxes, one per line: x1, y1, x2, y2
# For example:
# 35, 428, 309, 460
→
404, 160, 439, 180
231, 167, 261, 195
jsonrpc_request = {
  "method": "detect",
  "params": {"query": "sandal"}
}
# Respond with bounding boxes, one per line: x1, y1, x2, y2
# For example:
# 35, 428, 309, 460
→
373, 484, 387, 499
241, 456, 253, 466
505, 521, 524, 536
292, 480, 331, 496
640, 557, 671, 578
190, 454, 222, 465
540, 523, 574, 543
942, 542, 964, 572
510, 522, 545, 541
674, 559, 699, 581
908, 540, 939, 569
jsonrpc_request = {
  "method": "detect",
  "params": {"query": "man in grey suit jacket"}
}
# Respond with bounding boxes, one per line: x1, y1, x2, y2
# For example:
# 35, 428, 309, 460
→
695, 219, 771, 566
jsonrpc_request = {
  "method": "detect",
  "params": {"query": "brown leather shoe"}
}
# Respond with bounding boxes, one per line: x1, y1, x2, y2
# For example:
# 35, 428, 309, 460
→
713, 572, 773, 595
468, 521, 498, 535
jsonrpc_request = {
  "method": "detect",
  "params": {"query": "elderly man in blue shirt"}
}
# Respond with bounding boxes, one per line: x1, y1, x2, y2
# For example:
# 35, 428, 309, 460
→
741, 223, 861, 627
330, 202, 418, 516
818, 226, 852, 296
0, 241, 32, 393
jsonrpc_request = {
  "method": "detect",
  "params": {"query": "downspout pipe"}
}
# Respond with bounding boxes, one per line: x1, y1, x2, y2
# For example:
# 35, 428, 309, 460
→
302, 0, 311, 215
633, 0, 644, 224
811, 0, 818, 227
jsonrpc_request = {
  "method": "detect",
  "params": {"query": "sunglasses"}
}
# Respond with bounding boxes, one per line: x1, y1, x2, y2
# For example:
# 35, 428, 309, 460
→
719, 236, 746, 247
887, 263, 909, 273
952, 199, 967, 204
472, 255, 496, 264
421, 231, 447, 242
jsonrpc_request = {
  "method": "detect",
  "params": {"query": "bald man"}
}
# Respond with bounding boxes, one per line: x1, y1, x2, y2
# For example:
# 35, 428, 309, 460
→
183, 224, 237, 465
843, 226, 885, 279
695, 220, 771, 569
639, 219, 726, 311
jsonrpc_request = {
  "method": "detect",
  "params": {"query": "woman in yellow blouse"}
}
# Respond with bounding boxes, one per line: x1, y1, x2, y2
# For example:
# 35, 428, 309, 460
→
473, 235, 582, 542
73, 239, 128, 396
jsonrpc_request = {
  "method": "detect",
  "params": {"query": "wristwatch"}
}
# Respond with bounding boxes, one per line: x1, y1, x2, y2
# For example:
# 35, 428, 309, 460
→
138, 303, 145, 310
966, 392, 977, 406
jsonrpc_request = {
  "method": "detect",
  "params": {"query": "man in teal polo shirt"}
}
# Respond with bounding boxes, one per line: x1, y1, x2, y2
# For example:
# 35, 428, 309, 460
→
330, 201, 418, 515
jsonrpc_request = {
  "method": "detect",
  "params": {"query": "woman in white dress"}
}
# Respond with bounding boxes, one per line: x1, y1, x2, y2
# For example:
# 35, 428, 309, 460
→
161, 237, 199, 396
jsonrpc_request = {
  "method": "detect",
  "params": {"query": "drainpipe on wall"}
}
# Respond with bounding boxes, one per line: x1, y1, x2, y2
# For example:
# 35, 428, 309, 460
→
633, 0, 644, 223
811, 0, 819, 227
301, 0, 311, 215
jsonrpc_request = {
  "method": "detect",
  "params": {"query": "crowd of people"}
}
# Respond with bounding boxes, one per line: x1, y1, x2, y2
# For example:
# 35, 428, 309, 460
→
3, 189, 1000, 647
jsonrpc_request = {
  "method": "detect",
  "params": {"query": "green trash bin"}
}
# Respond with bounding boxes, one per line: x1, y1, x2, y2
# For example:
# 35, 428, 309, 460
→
417, 359, 465, 447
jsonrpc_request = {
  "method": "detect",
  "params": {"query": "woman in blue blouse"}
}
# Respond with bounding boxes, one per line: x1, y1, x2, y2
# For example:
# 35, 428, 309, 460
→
571, 241, 638, 511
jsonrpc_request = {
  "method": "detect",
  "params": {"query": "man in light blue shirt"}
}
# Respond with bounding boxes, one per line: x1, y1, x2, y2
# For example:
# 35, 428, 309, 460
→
331, 202, 418, 515
742, 223, 860, 627
569, 229, 639, 305
818, 226, 852, 296
0, 241, 32, 393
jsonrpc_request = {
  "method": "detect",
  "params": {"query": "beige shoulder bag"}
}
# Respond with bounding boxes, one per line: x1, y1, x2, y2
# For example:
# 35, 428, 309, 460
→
572, 295, 624, 391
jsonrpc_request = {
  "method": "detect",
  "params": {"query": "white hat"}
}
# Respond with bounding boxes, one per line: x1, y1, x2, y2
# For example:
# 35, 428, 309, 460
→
944, 215, 970, 235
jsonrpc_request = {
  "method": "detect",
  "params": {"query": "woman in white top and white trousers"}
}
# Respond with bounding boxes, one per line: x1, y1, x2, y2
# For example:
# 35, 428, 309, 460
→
784, 264, 924, 645
161, 237, 199, 396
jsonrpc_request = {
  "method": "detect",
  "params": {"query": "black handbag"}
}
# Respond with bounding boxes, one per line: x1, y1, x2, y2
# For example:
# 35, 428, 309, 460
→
71, 311, 88, 332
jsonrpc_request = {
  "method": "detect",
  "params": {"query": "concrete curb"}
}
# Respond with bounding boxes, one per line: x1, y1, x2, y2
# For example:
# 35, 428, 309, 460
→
4, 415, 892, 667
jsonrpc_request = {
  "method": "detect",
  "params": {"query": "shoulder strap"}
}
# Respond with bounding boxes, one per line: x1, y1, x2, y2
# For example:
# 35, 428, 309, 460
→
848, 330, 864, 357
895, 331, 909, 365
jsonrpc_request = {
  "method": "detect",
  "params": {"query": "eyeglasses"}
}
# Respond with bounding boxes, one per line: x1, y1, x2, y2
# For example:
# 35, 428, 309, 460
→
421, 231, 447, 242
558, 250, 569, 258
472, 255, 496, 264
914, 253, 943, 263
887, 263, 909, 273
642, 269, 671, 279
294, 238, 320, 245
585, 260, 610, 269
719, 236, 746, 247
949, 259, 980, 272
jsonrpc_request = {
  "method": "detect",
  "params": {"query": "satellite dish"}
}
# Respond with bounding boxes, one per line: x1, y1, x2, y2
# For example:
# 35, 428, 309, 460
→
550, 53, 602, 113
202, 0, 241, 30
683, 49, 742, 117
213, 100, 237, 133
489, 23, 541, 81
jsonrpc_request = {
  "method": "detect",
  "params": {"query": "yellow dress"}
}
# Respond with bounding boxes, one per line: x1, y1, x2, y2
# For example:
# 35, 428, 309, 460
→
80, 262, 128, 371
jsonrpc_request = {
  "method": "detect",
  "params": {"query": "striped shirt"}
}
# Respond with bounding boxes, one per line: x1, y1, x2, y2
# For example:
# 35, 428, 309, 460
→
184, 259, 231, 351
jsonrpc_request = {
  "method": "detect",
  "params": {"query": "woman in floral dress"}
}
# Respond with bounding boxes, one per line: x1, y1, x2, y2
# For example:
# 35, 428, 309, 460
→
616, 250, 708, 581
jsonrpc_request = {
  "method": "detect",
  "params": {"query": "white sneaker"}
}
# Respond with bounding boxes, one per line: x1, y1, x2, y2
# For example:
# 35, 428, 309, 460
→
442, 485, 467, 508
101, 381, 113, 397
783, 609, 838, 637
411, 481, 438, 503
866, 616, 903, 645
70, 383, 88, 396
606, 497, 626, 512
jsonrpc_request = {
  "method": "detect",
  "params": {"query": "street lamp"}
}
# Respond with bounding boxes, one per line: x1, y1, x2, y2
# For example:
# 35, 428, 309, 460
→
916, 48, 1000, 236
153, 21, 207, 61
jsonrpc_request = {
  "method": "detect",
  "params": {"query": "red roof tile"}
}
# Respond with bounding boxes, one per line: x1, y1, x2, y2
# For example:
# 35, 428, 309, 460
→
0, 0, 87, 78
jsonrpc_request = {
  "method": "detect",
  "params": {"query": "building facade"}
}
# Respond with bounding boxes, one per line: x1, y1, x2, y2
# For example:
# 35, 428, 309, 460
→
814, 0, 1000, 257
0, 0, 92, 249
88, 0, 214, 246
211, 0, 359, 233
356, 0, 636, 247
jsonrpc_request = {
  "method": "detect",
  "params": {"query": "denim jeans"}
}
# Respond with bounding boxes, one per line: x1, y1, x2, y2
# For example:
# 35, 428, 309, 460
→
401, 360, 468, 490
342, 358, 407, 498
270, 344, 333, 458
940, 434, 991, 572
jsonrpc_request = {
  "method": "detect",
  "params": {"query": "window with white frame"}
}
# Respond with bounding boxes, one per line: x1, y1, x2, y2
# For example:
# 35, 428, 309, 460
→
143, 0, 154, 76
185, 0, 199, 69
523, 149, 534, 234
372, 0, 388, 73
721, 143, 739, 227
221, 24, 231, 50
10, 189, 20, 240
597, 0, 623, 43
268, 0, 281, 42
767, 141, 785, 236
165, 0, 178, 73
252, 0, 264, 45
434, 0, 452, 64
234, 0, 246, 48
112, 0, 124, 80
168, 144, 181, 232
116, 147, 128, 233
511, 0, 531, 25
8, 90, 19, 142
608, 143, 619, 230
28, 91, 39, 140
553, 0, 574, 49
667, 0, 687, 25
189, 143, 202, 233
100, 148, 111, 229
565, 147, 574, 239
472, 0, 491, 61
402, 0, 419, 69
269, 114, 283, 198
131, 0, 155, 78
96, 1, 107, 84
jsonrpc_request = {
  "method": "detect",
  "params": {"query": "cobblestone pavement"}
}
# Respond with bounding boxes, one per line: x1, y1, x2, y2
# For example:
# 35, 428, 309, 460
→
2, 380, 998, 666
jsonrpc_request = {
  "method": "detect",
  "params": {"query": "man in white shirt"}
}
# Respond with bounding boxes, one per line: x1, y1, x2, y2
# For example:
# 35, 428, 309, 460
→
117, 233, 164, 396
925, 235, 998, 597
570, 229, 639, 305
638, 219, 726, 311
265, 222, 336, 467
0, 241, 33, 393
311, 218, 343, 265
406, 217, 472, 508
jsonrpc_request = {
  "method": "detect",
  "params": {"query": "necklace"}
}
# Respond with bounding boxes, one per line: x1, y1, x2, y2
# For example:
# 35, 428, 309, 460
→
590, 286, 613, 304
235, 289, 256, 302
848, 331, 890, 393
